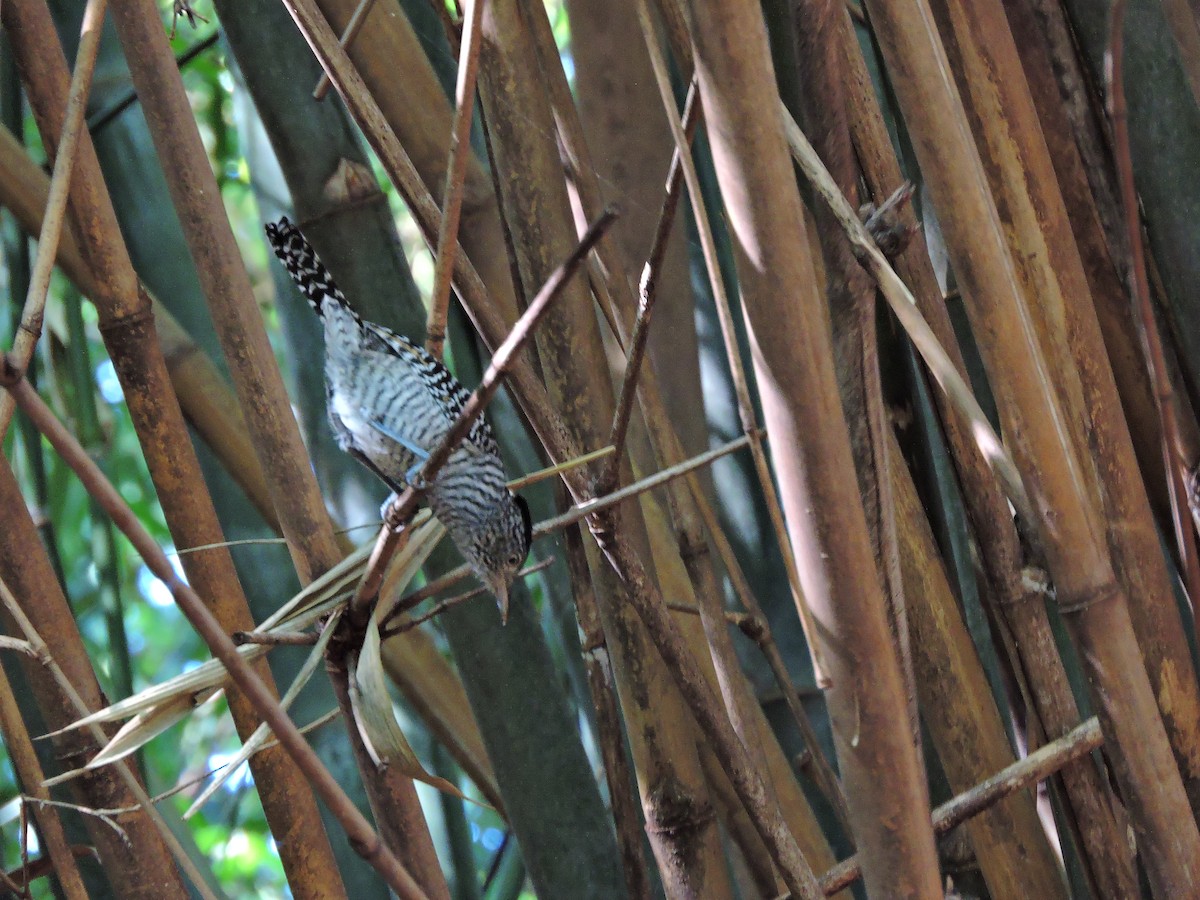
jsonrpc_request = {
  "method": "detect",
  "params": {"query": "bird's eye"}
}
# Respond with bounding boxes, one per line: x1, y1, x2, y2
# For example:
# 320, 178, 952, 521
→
508, 554, 522, 568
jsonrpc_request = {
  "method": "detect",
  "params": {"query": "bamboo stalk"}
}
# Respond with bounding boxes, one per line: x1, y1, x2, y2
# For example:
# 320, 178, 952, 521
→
863, 0, 1200, 890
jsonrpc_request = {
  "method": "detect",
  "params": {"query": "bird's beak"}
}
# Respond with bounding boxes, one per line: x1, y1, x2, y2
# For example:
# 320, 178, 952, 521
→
495, 584, 510, 626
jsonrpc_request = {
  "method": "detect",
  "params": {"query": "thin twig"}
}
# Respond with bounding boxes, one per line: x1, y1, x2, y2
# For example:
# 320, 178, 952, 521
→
350, 207, 618, 620
0, 356, 429, 900
232, 630, 320, 647
601, 77, 700, 490
534, 434, 751, 538
1106, 0, 1200, 636
426, 0, 488, 360
0, 0, 106, 443
818, 718, 1105, 894
312, 0, 380, 100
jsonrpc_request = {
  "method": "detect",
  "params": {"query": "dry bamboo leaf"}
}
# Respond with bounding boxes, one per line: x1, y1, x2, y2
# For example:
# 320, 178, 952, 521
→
349, 616, 470, 803
83, 688, 223, 773
184, 610, 344, 818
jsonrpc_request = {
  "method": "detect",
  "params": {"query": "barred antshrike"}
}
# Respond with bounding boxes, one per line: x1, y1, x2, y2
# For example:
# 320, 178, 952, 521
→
265, 218, 531, 621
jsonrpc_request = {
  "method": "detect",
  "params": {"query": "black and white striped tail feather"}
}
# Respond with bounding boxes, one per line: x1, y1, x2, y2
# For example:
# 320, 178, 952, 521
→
264, 217, 356, 322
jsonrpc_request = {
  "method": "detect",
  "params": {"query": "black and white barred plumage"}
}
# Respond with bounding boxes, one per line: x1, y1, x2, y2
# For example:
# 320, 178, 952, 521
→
265, 217, 531, 620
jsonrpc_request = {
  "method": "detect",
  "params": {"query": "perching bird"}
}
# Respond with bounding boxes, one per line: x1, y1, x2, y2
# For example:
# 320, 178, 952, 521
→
265, 217, 531, 622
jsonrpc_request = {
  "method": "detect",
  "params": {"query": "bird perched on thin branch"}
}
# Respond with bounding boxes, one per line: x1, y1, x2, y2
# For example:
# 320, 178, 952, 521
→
265, 217, 531, 622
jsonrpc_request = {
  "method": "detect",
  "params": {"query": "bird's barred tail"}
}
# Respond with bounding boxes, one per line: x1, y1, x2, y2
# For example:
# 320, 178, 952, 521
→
264, 217, 349, 319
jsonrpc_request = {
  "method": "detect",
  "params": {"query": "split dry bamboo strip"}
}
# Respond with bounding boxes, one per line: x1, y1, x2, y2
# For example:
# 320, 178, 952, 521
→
684, 0, 943, 893
1, 1, 349, 894
835, 12, 1139, 891
0, 359, 428, 900
0, 0, 105, 443
863, 0, 1200, 890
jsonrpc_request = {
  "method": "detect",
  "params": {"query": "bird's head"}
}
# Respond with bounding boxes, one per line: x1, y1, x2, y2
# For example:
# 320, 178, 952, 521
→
472, 492, 532, 625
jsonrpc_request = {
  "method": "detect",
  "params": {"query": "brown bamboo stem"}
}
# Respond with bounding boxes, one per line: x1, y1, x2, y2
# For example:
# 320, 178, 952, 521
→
863, 0, 1200, 890
2, 1, 351, 894
108, 0, 342, 584
684, 0, 942, 893
0, 358, 429, 900
562, 521, 652, 900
